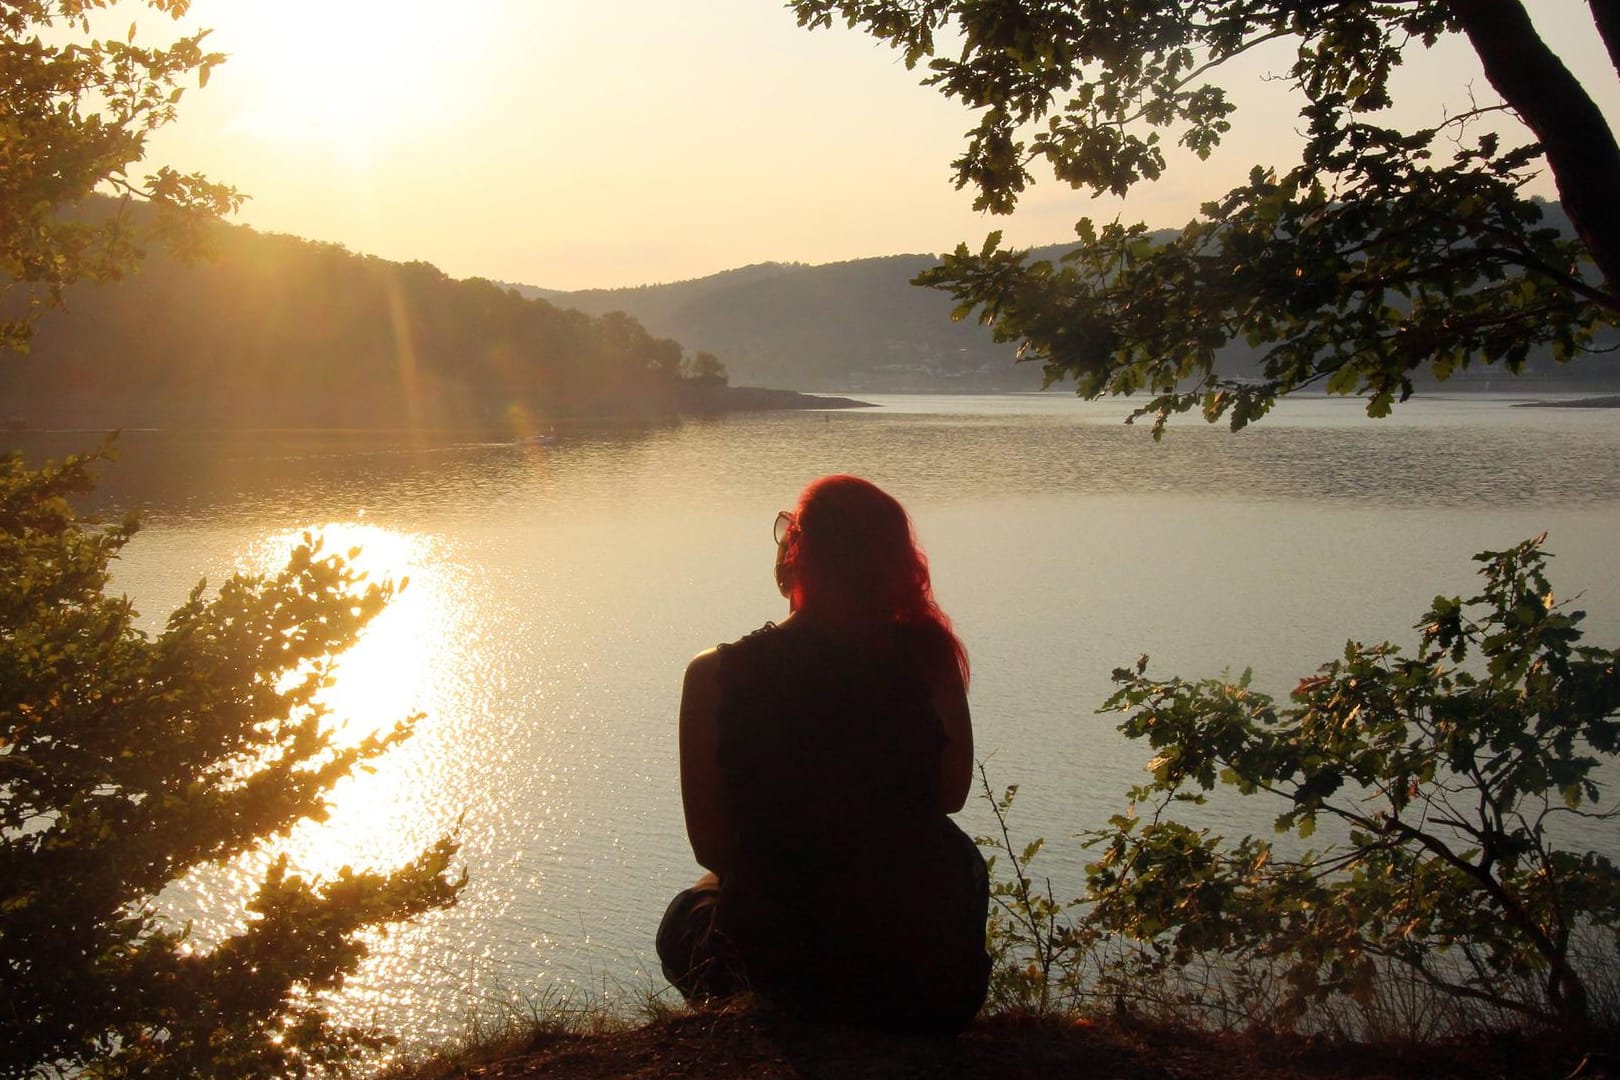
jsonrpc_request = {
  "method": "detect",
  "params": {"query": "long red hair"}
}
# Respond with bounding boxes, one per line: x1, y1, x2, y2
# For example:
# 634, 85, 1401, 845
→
782, 475, 969, 686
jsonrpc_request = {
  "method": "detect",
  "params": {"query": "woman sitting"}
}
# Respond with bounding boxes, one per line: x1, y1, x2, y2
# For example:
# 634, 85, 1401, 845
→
657, 475, 989, 1035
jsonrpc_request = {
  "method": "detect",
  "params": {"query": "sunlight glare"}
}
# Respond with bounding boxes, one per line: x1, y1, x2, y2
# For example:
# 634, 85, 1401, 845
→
242, 522, 454, 876
214, 1, 461, 167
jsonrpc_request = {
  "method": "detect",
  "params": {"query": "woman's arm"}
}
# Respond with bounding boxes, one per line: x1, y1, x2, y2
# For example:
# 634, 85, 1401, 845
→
931, 662, 974, 814
678, 649, 734, 876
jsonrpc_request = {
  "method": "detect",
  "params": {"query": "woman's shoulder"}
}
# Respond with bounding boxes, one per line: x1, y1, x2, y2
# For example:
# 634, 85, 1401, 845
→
685, 645, 721, 673
721, 621, 779, 650
698, 622, 784, 684
682, 648, 723, 701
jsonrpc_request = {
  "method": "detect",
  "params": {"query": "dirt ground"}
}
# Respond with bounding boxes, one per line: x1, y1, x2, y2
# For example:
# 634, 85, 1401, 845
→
439, 1006, 1616, 1080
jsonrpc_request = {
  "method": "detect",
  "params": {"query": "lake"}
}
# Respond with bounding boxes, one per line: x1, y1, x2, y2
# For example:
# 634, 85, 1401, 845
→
17, 392, 1620, 1049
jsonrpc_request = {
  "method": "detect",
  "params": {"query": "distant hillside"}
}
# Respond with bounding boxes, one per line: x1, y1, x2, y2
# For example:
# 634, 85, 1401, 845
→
521, 201, 1619, 395
510, 256, 1048, 393
506, 262, 808, 330
2, 204, 730, 432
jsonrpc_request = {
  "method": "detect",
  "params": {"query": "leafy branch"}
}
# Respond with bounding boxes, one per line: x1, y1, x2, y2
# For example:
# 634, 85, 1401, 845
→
1088, 536, 1620, 1029
973, 764, 1090, 1012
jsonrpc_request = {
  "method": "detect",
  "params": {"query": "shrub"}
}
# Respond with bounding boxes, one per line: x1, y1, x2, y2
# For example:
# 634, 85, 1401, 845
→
1088, 537, 1620, 1031
0, 449, 463, 1077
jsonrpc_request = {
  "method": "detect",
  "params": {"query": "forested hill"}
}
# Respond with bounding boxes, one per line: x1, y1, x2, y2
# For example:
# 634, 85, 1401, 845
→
2, 206, 719, 432
510, 255, 1048, 393
522, 200, 1619, 395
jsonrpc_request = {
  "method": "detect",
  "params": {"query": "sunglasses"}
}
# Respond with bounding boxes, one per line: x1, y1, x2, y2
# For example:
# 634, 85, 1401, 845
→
774, 510, 798, 545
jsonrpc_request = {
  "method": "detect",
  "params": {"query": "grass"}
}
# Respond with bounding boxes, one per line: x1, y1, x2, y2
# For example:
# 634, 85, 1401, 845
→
381, 995, 1617, 1080
376, 986, 641, 1080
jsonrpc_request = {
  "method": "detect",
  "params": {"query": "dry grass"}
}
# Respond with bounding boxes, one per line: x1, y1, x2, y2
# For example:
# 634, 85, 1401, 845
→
377, 986, 640, 1080
389, 999, 1617, 1080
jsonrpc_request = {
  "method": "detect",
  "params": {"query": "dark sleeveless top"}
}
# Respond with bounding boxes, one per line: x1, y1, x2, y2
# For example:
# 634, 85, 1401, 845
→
712, 621, 989, 1034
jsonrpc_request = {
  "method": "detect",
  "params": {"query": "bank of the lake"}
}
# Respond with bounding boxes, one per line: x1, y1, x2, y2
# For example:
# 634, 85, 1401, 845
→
398, 1005, 1615, 1080
1514, 393, 1620, 408
677, 384, 875, 414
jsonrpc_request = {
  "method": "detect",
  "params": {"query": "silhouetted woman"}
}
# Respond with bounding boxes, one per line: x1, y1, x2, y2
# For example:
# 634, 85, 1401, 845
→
657, 475, 990, 1035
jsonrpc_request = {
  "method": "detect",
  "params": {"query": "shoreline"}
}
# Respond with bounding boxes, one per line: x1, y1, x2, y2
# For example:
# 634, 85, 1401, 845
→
0, 387, 878, 442
394, 1003, 1610, 1080
1511, 393, 1620, 408
678, 384, 875, 414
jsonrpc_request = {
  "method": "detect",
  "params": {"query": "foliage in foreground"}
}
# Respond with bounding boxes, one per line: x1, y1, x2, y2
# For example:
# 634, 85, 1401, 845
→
1094, 537, 1620, 1029
982, 538, 1620, 1032
1, 1, 243, 356
973, 769, 1093, 1015
0, 450, 464, 1077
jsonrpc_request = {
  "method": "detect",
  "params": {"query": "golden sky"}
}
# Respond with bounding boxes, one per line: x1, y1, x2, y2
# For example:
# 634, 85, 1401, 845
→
128, 1, 1620, 292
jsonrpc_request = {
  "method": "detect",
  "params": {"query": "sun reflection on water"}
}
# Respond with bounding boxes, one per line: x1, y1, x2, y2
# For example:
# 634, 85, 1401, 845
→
235, 521, 465, 881
160, 518, 474, 961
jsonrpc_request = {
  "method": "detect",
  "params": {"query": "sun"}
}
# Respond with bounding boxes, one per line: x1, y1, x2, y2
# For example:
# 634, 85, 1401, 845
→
205, 0, 462, 167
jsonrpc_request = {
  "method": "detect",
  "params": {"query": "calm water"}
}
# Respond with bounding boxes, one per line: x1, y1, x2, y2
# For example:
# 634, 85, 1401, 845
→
21, 392, 1620, 1048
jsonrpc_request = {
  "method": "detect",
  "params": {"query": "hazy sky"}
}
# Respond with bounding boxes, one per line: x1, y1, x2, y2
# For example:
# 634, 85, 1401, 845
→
125, 1, 1620, 292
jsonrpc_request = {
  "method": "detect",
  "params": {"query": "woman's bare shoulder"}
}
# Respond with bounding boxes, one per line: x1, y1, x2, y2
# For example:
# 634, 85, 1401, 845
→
684, 647, 722, 688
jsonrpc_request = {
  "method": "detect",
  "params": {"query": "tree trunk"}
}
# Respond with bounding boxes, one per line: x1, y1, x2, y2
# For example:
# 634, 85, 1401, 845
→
1588, 0, 1620, 83
1549, 959, 1592, 1032
1449, 0, 1620, 313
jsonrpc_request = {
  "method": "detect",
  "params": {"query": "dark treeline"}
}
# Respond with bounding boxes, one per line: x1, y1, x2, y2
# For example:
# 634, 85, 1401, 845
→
2, 200, 708, 432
